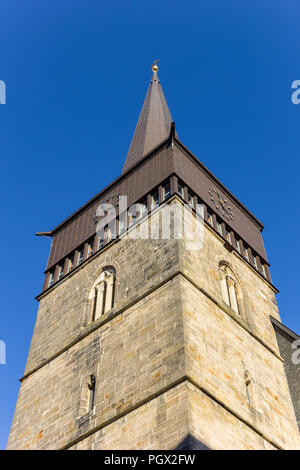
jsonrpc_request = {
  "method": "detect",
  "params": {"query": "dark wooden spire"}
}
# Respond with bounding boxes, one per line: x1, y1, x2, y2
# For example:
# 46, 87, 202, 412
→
122, 64, 175, 173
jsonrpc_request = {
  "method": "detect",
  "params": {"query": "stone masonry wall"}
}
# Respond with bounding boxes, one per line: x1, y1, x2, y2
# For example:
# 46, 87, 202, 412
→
7, 199, 300, 450
273, 324, 300, 430
24, 235, 180, 375
69, 381, 278, 450
7, 277, 185, 450
181, 278, 299, 449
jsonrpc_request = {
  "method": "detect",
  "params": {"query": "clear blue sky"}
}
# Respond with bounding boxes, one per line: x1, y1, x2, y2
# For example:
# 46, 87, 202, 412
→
1, 0, 299, 449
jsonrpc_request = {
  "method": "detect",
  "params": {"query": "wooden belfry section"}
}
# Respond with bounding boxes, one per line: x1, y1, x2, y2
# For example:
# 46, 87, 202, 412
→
7, 63, 299, 450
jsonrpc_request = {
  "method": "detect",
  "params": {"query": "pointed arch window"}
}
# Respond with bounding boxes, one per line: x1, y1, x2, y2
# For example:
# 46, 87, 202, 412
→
219, 263, 242, 316
89, 267, 116, 321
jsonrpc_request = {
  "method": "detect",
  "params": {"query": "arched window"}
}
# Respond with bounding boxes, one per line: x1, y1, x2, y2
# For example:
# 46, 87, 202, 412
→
219, 262, 242, 316
89, 267, 115, 321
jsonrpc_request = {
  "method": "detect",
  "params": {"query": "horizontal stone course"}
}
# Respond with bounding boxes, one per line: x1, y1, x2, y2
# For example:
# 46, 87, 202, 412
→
7, 201, 300, 450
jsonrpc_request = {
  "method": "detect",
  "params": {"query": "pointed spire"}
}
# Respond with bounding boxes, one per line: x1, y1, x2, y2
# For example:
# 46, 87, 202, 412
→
122, 61, 175, 173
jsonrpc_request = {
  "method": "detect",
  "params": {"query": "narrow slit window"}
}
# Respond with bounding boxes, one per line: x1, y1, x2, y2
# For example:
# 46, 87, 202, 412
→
252, 254, 258, 269
104, 226, 112, 242
67, 256, 74, 273
87, 240, 94, 258
207, 211, 213, 226
163, 183, 171, 201
77, 248, 84, 266
244, 371, 254, 408
88, 375, 96, 412
78, 375, 96, 417
128, 210, 136, 226
140, 199, 148, 217
58, 264, 64, 280
151, 191, 159, 210
177, 183, 184, 199
48, 271, 55, 287
118, 214, 126, 235
98, 235, 104, 250
187, 193, 194, 208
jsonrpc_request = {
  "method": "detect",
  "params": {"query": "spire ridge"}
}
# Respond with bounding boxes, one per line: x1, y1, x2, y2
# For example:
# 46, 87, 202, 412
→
122, 64, 175, 173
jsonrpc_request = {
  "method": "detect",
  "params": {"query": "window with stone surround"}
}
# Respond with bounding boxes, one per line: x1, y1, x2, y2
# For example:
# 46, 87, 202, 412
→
78, 374, 96, 417
89, 267, 116, 321
219, 262, 243, 316
244, 370, 255, 409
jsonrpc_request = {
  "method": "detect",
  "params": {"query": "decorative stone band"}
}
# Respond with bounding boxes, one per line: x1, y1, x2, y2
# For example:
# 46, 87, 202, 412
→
20, 270, 283, 384
59, 376, 283, 451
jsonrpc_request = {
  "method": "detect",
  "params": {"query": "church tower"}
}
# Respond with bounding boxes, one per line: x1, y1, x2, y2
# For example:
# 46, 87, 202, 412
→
7, 64, 299, 450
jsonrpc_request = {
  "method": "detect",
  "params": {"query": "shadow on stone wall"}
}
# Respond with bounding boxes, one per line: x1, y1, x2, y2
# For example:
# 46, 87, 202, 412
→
175, 434, 210, 450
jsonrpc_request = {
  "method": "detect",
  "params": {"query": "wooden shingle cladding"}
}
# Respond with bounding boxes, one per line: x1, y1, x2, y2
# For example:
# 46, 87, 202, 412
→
172, 141, 267, 261
46, 141, 174, 271
44, 135, 268, 284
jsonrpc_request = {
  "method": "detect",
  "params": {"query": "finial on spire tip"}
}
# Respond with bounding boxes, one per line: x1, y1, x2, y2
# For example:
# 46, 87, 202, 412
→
152, 59, 159, 72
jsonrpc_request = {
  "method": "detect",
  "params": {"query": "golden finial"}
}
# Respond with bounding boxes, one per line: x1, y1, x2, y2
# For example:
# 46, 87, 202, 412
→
152, 59, 159, 72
